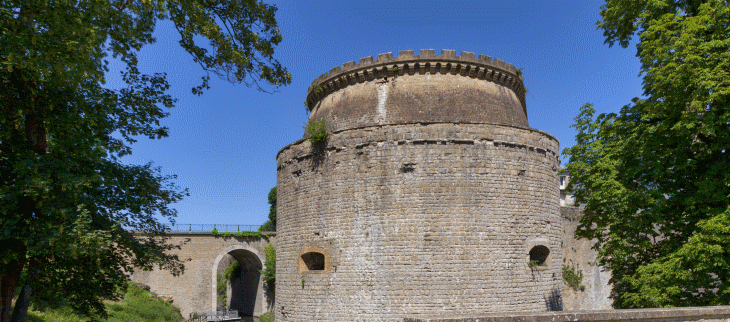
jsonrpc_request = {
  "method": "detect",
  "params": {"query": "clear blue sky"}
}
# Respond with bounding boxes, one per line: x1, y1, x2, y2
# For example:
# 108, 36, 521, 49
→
111, 0, 644, 228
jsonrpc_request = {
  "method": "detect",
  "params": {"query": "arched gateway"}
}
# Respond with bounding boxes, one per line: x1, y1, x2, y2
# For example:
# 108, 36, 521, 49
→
210, 245, 265, 316
128, 233, 274, 319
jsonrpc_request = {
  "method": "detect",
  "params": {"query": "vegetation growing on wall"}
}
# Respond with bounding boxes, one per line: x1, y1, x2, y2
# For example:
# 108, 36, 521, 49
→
563, 260, 585, 292
216, 274, 226, 310
528, 260, 547, 267
304, 119, 329, 144
209, 227, 270, 240
224, 261, 242, 283
261, 244, 276, 292
216, 261, 242, 311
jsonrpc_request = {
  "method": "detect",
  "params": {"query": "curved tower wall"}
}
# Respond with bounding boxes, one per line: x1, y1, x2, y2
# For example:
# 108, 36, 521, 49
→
276, 50, 562, 321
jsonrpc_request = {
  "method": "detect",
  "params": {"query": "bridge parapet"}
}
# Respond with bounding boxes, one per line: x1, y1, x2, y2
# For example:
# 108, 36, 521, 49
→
128, 233, 276, 318
171, 224, 263, 232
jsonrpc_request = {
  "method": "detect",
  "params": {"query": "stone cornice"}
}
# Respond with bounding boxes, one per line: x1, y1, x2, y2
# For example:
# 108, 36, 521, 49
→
276, 121, 559, 163
305, 49, 527, 116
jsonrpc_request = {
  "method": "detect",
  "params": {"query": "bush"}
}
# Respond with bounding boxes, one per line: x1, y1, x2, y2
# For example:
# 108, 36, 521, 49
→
304, 119, 328, 144
563, 260, 585, 292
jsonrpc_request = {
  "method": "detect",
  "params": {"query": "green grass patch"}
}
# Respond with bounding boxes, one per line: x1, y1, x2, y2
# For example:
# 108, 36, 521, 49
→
25, 283, 182, 322
259, 312, 275, 322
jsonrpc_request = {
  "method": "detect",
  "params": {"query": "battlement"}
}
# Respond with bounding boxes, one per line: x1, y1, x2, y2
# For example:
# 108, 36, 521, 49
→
305, 49, 526, 114
278, 49, 560, 321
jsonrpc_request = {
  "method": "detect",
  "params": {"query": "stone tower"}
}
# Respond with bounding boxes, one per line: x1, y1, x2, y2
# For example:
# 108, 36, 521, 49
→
275, 49, 562, 321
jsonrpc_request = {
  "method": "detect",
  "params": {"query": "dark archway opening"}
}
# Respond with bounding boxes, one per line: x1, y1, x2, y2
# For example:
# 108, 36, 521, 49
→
529, 245, 550, 266
216, 249, 262, 317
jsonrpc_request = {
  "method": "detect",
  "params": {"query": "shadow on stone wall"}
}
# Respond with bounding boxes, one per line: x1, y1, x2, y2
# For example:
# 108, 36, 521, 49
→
544, 288, 563, 311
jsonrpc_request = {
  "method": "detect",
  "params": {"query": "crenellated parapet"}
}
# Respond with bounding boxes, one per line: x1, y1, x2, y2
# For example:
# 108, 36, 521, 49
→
277, 49, 561, 321
305, 49, 526, 119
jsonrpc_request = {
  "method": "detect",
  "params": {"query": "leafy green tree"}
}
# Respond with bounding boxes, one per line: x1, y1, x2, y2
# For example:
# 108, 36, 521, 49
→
563, 0, 730, 308
0, 0, 291, 321
258, 187, 276, 231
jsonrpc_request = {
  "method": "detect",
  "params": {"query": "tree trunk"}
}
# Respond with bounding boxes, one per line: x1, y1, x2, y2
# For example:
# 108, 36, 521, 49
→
10, 285, 30, 322
0, 240, 27, 322
1, 6, 44, 322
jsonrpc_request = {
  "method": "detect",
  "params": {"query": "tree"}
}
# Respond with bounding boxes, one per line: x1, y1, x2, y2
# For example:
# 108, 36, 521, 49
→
0, 0, 291, 321
259, 186, 276, 231
563, 0, 730, 308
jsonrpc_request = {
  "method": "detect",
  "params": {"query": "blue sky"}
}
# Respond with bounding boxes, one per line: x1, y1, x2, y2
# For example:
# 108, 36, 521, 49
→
113, 0, 644, 228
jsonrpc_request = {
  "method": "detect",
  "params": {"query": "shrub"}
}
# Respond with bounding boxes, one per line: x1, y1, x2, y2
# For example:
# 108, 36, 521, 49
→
563, 260, 585, 291
304, 119, 328, 144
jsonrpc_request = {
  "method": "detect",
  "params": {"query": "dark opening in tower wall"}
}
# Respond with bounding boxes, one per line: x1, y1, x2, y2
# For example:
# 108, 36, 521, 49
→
529, 245, 550, 265
301, 251, 325, 271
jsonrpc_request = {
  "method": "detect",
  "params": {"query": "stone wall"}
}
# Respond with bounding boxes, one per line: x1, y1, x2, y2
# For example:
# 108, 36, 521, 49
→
403, 306, 730, 322
305, 49, 528, 131
560, 206, 613, 310
277, 49, 563, 321
276, 122, 562, 321
128, 233, 275, 318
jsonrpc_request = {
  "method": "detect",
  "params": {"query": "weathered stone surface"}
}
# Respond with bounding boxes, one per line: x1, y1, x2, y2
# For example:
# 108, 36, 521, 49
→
128, 234, 275, 318
278, 51, 561, 320
560, 206, 613, 311
403, 305, 730, 322
304, 49, 528, 135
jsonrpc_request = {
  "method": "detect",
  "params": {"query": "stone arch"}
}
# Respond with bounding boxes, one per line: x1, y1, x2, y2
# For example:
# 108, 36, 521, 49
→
211, 245, 265, 316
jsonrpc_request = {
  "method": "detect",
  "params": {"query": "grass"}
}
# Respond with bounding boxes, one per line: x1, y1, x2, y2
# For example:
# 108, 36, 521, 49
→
259, 312, 275, 322
23, 282, 183, 322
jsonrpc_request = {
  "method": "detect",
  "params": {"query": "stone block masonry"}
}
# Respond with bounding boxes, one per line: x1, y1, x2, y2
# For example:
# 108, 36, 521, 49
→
130, 49, 716, 321
560, 206, 613, 311
277, 50, 563, 321
404, 306, 730, 322
128, 233, 275, 318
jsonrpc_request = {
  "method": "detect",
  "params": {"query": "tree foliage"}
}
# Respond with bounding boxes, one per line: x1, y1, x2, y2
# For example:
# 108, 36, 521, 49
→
563, 0, 730, 308
0, 0, 290, 320
258, 186, 276, 232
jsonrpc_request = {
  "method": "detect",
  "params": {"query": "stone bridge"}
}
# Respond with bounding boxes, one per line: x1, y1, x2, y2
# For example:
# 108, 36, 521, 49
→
129, 232, 276, 318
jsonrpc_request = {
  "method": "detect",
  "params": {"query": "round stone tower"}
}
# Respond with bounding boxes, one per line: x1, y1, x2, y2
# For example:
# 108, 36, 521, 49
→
275, 49, 562, 321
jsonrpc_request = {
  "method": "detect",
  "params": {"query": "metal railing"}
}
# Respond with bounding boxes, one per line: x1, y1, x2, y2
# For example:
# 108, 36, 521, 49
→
171, 224, 261, 232
188, 310, 239, 322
